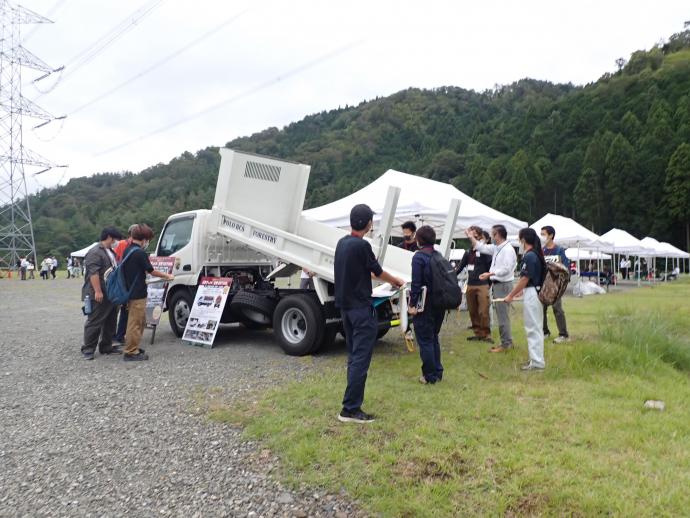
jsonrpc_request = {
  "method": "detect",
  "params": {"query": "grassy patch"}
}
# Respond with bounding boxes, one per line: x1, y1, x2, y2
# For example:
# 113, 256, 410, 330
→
212, 279, 690, 516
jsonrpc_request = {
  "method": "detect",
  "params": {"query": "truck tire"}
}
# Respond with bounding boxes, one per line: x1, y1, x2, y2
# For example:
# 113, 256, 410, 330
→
229, 291, 276, 326
273, 294, 325, 356
169, 290, 194, 337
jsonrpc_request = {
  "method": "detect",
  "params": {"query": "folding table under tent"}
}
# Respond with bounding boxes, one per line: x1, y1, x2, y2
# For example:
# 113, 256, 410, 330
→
303, 169, 527, 238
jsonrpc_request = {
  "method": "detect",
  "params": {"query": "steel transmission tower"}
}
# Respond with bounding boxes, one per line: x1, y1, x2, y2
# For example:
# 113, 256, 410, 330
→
0, 1, 62, 269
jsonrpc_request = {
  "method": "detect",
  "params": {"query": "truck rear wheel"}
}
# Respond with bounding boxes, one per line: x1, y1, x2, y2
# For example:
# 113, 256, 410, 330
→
273, 294, 325, 356
169, 290, 194, 337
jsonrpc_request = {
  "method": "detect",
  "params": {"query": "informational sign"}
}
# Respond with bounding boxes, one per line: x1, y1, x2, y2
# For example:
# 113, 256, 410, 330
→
145, 256, 176, 328
182, 277, 233, 347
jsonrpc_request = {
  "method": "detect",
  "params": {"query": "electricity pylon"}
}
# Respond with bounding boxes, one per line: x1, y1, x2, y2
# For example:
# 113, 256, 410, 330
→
0, 0, 64, 270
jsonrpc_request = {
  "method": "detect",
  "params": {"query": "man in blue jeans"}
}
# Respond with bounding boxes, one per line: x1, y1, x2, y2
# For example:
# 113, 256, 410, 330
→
335, 204, 405, 424
407, 225, 444, 384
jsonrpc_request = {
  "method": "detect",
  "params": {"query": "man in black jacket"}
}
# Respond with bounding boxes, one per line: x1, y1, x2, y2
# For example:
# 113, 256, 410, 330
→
457, 226, 493, 343
335, 204, 405, 424
81, 227, 124, 360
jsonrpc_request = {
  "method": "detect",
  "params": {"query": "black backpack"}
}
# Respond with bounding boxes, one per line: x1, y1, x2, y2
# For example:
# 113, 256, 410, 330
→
422, 250, 462, 310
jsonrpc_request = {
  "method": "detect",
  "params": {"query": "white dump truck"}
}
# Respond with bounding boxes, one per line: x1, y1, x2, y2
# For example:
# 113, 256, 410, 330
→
155, 149, 460, 355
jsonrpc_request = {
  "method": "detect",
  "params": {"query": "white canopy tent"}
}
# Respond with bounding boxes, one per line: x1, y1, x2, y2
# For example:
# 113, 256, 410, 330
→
304, 169, 527, 237
639, 237, 667, 257
658, 241, 690, 276
71, 242, 98, 258
530, 213, 612, 250
600, 229, 656, 285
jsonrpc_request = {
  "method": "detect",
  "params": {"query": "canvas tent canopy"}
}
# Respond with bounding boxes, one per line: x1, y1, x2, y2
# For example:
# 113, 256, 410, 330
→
599, 228, 654, 256
303, 169, 527, 237
71, 242, 97, 258
639, 237, 668, 257
658, 241, 690, 259
530, 213, 612, 250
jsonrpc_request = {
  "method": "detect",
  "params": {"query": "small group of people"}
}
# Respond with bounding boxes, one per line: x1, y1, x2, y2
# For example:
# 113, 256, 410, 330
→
81, 224, 174, 362
17, 257, 36, 280
40, 256, 58, 280
334, 206, 572, 424
66, 256, 82, 278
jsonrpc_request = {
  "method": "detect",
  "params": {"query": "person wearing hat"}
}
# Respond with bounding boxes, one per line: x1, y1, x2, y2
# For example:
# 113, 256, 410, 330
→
335, 204, 405, 424
81, 226, 124, 360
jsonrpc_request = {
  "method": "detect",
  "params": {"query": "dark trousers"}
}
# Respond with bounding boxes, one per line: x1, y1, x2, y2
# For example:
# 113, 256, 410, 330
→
82, 299, 119, 354
50, 267, 56, 279
341, 306, 378, 413
413, 309, 444, 383
543, 297, 568, 337
114, 305, 128, 342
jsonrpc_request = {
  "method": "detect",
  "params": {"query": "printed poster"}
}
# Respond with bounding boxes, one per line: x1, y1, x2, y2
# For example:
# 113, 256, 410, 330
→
182, 277, 233, 347
145, 256, 176, 328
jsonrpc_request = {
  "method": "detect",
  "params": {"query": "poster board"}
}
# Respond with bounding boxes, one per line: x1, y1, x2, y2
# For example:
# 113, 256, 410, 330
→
145, 256, 176, 328
182, 277, 233, 347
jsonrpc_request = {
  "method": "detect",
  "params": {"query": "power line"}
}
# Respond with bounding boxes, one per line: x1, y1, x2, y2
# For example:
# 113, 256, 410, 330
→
62, 0, 166, 81
21, 0, 68, 43
32, 0, 166, 98
70, 8, 249, 115
93, 40, 363, 158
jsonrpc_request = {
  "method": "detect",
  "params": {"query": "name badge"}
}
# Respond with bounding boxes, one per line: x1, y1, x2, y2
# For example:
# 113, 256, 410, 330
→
476, 251, 481, 257
468, 264, 475, 272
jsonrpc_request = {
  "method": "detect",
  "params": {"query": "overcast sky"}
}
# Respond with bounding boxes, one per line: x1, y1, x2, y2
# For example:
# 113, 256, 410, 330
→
17, 0, 689, 192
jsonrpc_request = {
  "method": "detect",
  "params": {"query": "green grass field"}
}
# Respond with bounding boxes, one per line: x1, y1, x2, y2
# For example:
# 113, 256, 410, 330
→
210, 279, 690, 516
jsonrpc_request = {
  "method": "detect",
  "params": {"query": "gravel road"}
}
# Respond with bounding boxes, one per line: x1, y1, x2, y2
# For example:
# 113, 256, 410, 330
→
0, 278, 360, 517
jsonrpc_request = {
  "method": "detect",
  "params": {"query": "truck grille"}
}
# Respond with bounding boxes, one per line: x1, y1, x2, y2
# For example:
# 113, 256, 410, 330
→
244, 161, 281, 182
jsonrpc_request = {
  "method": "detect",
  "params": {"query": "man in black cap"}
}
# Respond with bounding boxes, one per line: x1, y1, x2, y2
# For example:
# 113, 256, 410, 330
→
81, 226, 124, 360
335, 204, 405, 423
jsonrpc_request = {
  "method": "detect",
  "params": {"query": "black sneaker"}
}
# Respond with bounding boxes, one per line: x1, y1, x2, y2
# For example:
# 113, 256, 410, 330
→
123, 352, 149, 362
101, 346, 123, 355
82, 351, 95, 360
338, 409, 375, 424
466, 336, 481, 341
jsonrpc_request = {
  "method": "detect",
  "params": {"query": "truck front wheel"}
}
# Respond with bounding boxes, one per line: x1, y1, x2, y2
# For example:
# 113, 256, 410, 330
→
273, 294, 325, 356
169, 290, 194, 337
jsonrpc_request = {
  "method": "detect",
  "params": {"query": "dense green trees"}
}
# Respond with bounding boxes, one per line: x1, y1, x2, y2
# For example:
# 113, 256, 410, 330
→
23, 30, 690, 258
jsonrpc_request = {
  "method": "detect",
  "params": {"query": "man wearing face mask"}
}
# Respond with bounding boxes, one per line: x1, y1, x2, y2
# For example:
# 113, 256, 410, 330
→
457, 226, 493, 343
399, 221, 419, 252
81, 226, 124, 360
121, 224, 175, 361
540, 226, 570, 343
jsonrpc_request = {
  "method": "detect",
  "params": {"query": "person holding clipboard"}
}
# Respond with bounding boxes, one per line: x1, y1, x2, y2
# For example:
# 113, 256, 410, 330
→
408, 225, 445, 385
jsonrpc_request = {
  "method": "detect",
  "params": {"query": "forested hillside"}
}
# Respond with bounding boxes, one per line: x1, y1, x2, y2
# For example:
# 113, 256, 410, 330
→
28, 30, 690, 258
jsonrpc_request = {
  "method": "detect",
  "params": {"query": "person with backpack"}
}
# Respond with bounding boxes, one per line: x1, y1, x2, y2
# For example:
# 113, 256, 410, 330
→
505, 228, 546, 371
540, 226, 570, 343
408, 225, 446, 384
112, 224, 137, 345
81, 227, 124, 360
456, 226, 493, 343
120, 224, 174, 362
335, 204, 405, 424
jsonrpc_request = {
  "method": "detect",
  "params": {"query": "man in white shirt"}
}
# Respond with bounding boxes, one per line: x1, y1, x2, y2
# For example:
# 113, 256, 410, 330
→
467, 224, 518, 352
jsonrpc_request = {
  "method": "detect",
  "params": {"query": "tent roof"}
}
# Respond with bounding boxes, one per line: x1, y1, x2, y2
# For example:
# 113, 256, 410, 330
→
639, 237, 668, 257
303, 169, 527, 237
530, 213, 612, 249
599, 228, 654, 255
71, 242, 98, 258
658, 241, 690, 259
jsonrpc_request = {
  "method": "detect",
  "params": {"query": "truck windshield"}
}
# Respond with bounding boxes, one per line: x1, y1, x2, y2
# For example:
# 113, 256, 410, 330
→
157, 217, 194, 257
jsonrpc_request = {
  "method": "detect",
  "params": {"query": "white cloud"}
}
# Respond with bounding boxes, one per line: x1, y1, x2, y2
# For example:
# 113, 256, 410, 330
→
15, 0, 689, 191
